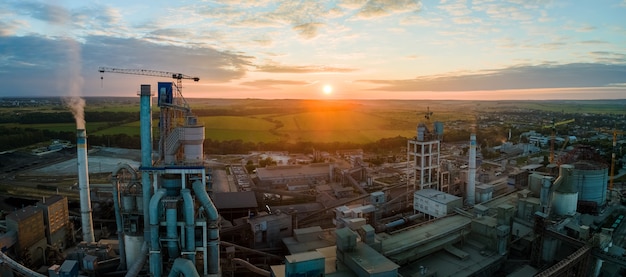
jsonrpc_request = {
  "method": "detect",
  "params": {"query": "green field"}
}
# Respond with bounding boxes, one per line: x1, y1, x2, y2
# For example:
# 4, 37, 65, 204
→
3, 98, 625, 145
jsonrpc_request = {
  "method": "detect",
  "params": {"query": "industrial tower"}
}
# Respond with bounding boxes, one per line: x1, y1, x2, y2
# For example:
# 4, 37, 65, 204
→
407, 111, 443, 192
100, 68, 220, 277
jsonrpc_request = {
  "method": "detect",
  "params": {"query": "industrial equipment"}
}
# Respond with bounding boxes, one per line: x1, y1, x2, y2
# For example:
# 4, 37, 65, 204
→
543, 118, 574, 163
610, 128, 624, 190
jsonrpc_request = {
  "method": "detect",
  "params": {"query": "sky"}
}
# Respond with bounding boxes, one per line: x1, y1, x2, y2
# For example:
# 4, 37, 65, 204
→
1, 0, 625, 100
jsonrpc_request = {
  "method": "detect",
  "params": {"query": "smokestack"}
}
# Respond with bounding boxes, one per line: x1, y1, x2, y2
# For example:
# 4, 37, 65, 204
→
77, 129, 95, 243
139, 84, 153, 243
467, 133, 476, 206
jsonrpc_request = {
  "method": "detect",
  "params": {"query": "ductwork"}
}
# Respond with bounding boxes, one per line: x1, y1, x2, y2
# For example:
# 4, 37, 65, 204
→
181, 189, 196, 262
0, 251, 46, 277
192, 180, 220, 275
166, 203, 180, 258
168, 258, 200, 277
232, 258, 270, 277
111, 175, 127, 270
125, 241, 148, 277
149, 189, 166, 277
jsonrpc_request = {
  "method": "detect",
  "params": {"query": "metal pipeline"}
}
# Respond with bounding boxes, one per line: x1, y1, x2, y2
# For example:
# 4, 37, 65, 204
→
192, 180, 220, 275
232, 258, 271, 277
384, 213, 423, 230
125, 241, 148, 277
168, 258, 200, 277
166, 204, 180, 258
181, 189, 196, 262
149, 189, 166, 277
0, 250, 46, 277
111, 176, 127, 270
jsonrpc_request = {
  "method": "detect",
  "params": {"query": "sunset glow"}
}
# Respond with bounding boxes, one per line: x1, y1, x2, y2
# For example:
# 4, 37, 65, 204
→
0, 1, 624, 100
323, 85, 333, 95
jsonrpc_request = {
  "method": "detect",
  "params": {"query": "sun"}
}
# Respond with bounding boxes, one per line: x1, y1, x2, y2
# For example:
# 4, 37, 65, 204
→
323, 85, 333, 95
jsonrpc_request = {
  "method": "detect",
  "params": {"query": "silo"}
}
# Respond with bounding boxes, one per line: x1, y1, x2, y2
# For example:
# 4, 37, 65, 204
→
552, 164, 578, 216
571, 161, 608, 207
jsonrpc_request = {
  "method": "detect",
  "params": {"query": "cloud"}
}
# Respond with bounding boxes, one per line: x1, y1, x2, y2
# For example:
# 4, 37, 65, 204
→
588, 51, 626, 63
352, 0, 423, 19
256, 62, 357, 73
0, 35, 255, 96
240, 79, 311, 89
358, 63, 626, 91
292, 23, 325, 39
13, 1, 70, 25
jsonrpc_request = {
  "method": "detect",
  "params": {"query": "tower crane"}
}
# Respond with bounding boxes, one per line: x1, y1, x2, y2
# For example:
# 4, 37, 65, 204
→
543, 118, 574, 164
98, 67, 201, 162
98, 67, 199, 110
610, 128, 624, 190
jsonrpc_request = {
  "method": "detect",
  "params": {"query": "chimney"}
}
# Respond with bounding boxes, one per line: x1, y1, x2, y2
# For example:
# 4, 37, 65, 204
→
77, 129, 95, 243
467, 133, 476, 205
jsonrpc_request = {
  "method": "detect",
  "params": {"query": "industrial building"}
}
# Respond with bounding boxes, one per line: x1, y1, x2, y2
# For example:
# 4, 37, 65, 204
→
1, 73, 626, 277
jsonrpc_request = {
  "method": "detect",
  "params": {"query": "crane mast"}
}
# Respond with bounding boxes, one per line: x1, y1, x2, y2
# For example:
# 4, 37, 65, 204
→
543, 118, 575, 164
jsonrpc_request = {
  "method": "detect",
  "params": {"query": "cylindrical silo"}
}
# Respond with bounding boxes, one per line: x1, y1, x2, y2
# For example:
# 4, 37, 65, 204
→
552, 164, 577, 216
571, 161, 608, 207
182, 121, 205, 163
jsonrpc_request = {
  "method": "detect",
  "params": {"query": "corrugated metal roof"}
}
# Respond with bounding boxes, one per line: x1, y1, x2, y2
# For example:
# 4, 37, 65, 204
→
256, 163, 331, 180
212, 191, 257, 209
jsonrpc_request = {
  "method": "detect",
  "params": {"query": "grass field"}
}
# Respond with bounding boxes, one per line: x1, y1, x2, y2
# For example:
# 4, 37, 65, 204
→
3, 98, 625, 144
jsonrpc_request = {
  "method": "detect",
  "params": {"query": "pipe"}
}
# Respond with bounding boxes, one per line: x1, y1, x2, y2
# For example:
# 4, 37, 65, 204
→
77, 129, 95, 243
0, 251, 46, 277
149, 189, 166, 277
181, 189, 196, 262
192, 180, 220, 275
125, 241, 149, 277
384, 213, 423, 230
112, 176, 127, 270
232, 258, 271, 277
166, 204, 180, 258
168, 258, 200, 277
140, 84, 153, 243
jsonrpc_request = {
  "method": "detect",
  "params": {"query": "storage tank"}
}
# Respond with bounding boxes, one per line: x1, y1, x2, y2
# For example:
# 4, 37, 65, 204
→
182, 118, 205, 163
552, 164, 578, 216
571, 161, 608, 207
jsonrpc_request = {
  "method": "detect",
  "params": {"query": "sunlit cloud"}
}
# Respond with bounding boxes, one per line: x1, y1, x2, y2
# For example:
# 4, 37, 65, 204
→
240, 79, 311, 89
256, 62, 357, 73
359, 63, 626, 91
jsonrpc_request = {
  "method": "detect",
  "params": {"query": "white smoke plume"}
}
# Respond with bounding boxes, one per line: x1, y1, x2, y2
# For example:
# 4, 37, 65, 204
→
62, 38, 86, 129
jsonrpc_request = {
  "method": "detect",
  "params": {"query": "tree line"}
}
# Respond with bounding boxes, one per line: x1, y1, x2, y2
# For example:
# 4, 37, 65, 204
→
0, 111, 139, 124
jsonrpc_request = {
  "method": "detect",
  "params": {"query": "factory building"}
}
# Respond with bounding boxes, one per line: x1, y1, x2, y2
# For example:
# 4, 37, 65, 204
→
256, 163, 334, 189
5, 206, 47, 268
413, 189, 462, 218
